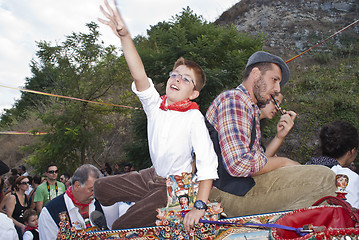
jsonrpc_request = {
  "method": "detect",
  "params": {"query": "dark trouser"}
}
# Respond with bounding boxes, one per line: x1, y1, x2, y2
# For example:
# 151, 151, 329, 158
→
94, 168, 167, 229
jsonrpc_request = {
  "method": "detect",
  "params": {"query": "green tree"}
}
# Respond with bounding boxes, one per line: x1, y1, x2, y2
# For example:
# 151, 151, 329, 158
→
124, 7, 265, 169
22, 22, 134, 173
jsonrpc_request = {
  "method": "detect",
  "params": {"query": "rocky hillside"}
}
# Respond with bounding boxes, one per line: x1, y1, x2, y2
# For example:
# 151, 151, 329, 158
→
215, 0, 359, 59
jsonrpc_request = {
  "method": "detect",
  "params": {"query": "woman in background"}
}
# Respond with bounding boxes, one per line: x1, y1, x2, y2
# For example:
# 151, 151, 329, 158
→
6, 176, 30, 239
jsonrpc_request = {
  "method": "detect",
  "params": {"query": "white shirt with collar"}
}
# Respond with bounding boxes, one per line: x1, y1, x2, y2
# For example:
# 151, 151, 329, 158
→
132, 79, 218, 181
38, 193, 98, 240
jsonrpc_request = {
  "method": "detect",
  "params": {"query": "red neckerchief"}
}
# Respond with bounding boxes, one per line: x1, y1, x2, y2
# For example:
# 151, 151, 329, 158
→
65, 186, 89, 213
24, 226, 38, 231
159, 95, 199, 112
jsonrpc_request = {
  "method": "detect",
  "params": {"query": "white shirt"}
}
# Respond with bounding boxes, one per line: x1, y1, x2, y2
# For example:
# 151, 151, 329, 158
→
331, 165, 359, 208
0, 212, 18, 240
23, 229, 39, 240
132, 79, 218, 181
38, 193, 99, 240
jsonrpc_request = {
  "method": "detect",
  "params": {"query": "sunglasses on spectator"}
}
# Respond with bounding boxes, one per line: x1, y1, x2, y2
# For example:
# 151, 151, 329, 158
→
47, 170, 58, 174
20, 181, 30, 185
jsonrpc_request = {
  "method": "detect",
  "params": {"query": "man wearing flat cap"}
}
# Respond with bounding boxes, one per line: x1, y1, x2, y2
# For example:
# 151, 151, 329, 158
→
206, 51, 336, 217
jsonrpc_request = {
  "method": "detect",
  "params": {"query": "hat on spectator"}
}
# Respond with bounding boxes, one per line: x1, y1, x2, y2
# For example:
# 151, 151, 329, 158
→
245, 51, 290, 86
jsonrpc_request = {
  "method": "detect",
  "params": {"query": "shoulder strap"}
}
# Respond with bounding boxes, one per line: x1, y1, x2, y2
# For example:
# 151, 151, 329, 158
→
249, 116, 256, 150
205, 118, 255, 196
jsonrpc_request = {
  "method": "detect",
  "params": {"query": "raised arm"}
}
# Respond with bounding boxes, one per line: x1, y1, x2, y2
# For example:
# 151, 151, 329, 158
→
99, 0, 149, 91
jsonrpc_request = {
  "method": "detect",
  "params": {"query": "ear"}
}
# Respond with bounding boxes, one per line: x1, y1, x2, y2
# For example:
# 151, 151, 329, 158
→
251, 67, 262, 80
343, 148, 357, 166
73, 181, 81, 191
189, 90, 200, 100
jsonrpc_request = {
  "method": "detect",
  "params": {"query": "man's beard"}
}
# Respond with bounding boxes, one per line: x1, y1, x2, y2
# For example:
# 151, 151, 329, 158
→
253, 76, 269, 107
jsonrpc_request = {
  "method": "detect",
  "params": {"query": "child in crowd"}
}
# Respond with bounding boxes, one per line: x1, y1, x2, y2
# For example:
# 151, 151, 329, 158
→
94, 0, 218, 233
23, 209, 39, 240
306, 120, 359, 208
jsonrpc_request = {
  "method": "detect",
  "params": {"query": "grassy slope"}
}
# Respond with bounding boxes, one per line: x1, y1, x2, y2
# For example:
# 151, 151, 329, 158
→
261, 54, 359, 164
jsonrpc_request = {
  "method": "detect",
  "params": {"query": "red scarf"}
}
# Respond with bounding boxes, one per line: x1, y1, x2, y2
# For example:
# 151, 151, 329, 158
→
24, 226, 38, 232
159, 95, 199, 112
65, 186, 89, 212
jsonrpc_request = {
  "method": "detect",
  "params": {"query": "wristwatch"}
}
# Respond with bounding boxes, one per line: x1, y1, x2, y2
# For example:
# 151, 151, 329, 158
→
194, 200, 208, 210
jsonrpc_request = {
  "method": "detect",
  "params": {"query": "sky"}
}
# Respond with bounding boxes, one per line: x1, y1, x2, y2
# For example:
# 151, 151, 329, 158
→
0, 0, 238, 115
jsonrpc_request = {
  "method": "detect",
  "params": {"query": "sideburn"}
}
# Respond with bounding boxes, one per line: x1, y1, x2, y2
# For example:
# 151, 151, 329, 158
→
253, 76, 268, 107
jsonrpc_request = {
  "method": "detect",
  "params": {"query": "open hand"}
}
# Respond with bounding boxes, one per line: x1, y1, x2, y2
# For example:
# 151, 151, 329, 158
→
99, 0, 129, 38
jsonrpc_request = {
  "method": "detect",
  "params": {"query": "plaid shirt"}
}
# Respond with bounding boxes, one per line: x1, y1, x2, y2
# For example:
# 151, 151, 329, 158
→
206, 84, 267, 177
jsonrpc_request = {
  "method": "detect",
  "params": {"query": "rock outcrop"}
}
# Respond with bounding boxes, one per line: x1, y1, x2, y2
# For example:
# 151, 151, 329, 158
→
215, 0, 359, 59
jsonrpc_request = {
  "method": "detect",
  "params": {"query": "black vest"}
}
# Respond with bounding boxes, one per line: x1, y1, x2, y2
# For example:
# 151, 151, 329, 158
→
25, 229, 39, 240
45, 193, 103, 227
205, 118, 256, 196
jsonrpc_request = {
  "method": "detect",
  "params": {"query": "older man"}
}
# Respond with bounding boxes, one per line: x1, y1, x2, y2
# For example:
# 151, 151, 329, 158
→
206, 51, 336, 217
38, 164, 105, 240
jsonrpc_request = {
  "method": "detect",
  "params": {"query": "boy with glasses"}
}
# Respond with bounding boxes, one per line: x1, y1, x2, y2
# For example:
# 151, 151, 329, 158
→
94, 0, 218, 232
33, 164, 65, 214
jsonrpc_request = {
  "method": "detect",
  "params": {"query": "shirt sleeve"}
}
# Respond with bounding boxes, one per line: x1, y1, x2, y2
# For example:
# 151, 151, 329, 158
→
217, 95, 267, 177
33, 184, 44, 203
131, 78, 161, 118
191, 111, 218, 181
23, 231, 33, 240
0, 213, 18, 240
38, 207, 59, 240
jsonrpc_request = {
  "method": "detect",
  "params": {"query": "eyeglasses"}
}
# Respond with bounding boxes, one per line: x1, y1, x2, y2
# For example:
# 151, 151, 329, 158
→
47, 170, 58, 174
20, 181, 30, 185
169, 71, 196, 90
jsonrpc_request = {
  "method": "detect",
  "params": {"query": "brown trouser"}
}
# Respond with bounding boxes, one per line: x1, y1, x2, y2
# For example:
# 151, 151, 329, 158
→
94, 168, 167, 229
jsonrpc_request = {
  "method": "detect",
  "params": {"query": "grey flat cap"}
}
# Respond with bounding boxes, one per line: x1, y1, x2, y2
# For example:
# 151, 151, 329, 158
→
245, 51, 290, 86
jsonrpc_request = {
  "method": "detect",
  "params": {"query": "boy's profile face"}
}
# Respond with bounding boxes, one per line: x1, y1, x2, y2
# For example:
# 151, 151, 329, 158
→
25, 215, 39, 228
165, 65, 199, 105
260, 93, 283, 120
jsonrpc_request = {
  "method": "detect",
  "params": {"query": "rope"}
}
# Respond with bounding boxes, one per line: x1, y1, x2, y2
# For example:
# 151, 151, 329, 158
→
0, 84, 142, 111
285, 19, 359, 63
0, 131, 47, 135
198, 219, 310, 237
